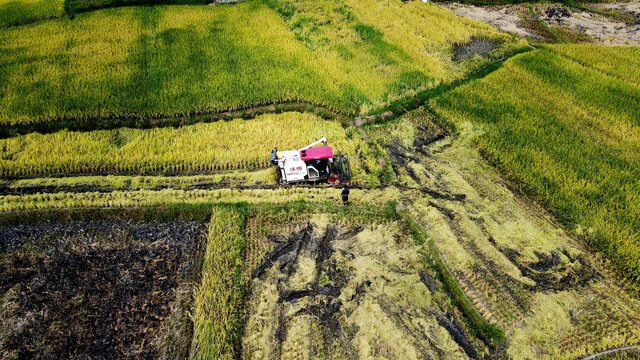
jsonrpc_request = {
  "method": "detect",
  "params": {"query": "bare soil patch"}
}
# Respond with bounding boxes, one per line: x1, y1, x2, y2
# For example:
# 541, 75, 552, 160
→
442, 2, 640, 45
540, 4, 640, 45
443, 3, 536, 38
0, 220, 206, 359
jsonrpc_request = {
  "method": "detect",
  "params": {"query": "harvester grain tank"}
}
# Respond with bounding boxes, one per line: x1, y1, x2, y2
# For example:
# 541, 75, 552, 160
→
270, 137, 351, 184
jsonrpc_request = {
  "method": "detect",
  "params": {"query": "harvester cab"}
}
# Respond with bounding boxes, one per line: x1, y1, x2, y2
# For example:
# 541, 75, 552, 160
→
270, 137, 351, 185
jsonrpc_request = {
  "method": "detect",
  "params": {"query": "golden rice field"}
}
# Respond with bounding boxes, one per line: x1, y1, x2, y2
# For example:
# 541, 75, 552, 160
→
431, 45, 640, 282
0, 0, 522, 126
549, 44, 640, 85
190, 206, 246, 360
0, 112, 374, 180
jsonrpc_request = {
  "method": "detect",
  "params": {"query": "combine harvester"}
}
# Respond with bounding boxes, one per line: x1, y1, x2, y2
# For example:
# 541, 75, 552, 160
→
270, 137, 351, 185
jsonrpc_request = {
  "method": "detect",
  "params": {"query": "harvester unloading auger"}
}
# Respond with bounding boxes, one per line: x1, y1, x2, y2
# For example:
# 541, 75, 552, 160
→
270, 137, 351, 185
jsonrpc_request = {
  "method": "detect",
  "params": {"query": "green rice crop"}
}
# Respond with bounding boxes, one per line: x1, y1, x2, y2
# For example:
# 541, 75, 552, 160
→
0, 0, 64, 27
0, 0, 521, 126
430, 46, 640, 282
0, 3, 347, 125
0, 112, 372, 180
64, 0, 208, 14
190, 206, 247, 360
549, 44, 640, 85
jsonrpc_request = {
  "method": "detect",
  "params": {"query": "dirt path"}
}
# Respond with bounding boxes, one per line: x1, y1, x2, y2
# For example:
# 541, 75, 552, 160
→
383, 120, 640, 358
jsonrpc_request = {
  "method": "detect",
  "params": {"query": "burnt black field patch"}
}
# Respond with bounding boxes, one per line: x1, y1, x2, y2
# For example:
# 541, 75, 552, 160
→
0, 220, 206, 359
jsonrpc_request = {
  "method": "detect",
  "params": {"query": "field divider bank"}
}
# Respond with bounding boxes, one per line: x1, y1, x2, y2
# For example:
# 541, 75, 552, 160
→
405, 215, 505, 349
190, 205, 248, 359
360, 45, 533, 126
0, 101, 348, 139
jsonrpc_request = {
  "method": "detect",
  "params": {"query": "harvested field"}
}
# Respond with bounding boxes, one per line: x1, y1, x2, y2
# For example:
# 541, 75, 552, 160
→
371, 113, 640, 359
0, 219, 206, 359
243, 218, 478, 359
430, 47, 640, 283
442, 2, 640, 45
593, 1, 640, 25
443, 3, 536, 39
539, 4, 640, 45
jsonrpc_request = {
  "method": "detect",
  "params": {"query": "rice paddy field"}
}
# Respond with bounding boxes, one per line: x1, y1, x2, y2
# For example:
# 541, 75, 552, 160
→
0, 0, 522, 127
0, 112, 377, 179
0, 0, 63, 27
430, 45, 640, 283
2, 0, 640, 359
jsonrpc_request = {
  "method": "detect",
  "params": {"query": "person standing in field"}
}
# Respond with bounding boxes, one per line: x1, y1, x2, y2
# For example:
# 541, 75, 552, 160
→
341, 186, 350, 206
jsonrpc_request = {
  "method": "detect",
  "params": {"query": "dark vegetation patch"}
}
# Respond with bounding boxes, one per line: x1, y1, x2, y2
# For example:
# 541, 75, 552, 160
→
545, 5, 571, 20
0, 219, 206, 359
0, 0, 63, 27
453, 37, 501, 61
353, 23, 410, 65
500, 248, 598, 291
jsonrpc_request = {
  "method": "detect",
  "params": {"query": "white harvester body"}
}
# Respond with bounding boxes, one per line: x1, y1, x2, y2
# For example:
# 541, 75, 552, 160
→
270, 137, 351, 185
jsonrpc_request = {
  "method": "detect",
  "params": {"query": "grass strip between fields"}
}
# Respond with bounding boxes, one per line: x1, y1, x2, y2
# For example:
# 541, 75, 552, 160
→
190, 205, 248, 359
365, 43, 532, 122
405, 215, 505, 348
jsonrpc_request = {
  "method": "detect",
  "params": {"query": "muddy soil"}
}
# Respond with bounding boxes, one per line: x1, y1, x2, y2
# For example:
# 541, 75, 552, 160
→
0, 220, 206, 359
242, 220, 477, 359
540, 3, 640, 45
382, 119, 640, 358
442, 2, 640, 45
443, 4, 536, 38
594, 1, 640, 25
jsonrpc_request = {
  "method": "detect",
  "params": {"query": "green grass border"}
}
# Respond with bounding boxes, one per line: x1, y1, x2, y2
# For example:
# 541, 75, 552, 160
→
404, 215, 505, 348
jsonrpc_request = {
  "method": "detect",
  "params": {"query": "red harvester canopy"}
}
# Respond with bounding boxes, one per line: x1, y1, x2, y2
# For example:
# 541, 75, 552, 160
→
300, 146, 333, 160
